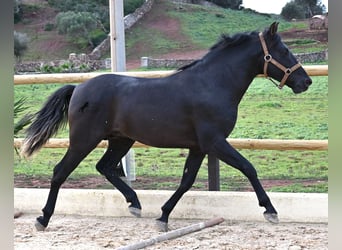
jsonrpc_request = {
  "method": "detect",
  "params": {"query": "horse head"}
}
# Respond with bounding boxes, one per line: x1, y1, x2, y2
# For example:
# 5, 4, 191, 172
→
259, 22, 312, 93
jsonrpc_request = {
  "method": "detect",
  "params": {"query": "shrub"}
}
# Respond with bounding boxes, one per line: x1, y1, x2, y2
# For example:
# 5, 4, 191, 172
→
14, 31, 29, 62
14, 0, 23, 23
124, 0, 144, 16
44, 23, 55, 31
90, 29, 108, 47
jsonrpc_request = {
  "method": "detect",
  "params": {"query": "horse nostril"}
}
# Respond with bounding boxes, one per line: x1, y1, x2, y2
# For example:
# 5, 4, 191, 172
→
305, 78, 312, 86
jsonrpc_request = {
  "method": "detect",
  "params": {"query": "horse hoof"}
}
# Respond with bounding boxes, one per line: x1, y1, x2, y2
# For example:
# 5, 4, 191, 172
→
14, 211, 23, 219
34, 219, 46, 231
263, 212, 279, 224
156, 220, 168, 232
129, 206, 141, 218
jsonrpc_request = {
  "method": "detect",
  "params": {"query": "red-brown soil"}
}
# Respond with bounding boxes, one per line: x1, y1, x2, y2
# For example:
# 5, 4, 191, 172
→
14, 173, 325, 192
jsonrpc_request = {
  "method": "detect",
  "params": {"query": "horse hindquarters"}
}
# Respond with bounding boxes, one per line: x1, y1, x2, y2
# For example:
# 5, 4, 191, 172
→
35, 89, 110, 230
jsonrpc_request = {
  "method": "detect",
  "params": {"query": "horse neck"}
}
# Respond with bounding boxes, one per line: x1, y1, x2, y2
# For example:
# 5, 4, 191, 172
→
201, 41, 262, 102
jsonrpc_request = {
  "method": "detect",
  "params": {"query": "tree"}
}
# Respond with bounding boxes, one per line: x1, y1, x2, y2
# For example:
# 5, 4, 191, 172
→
14, 31, 29, 62
52, 0, 145, 49
281, 0, 325, 20
296, 0, 325, 16
281, 2, 305, 20
208, 0, 243, 10
56, 11, 98, 48
49, 0, 144, 34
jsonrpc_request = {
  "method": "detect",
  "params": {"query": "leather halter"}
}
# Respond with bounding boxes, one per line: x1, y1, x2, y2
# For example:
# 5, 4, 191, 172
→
259, 32, 302, 89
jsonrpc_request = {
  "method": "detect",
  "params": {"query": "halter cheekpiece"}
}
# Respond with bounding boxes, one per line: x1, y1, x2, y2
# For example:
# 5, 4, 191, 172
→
258, 32, 301, 89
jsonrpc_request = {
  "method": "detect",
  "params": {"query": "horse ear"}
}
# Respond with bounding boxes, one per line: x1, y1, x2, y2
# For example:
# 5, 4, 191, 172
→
268, 22, 279, 36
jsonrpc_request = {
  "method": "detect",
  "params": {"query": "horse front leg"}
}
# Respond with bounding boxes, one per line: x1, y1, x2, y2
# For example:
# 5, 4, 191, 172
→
157, 148, 205, 231
210, 138, 279, 224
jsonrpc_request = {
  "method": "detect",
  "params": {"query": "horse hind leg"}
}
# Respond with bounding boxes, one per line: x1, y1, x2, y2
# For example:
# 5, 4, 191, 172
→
35, 141, 99, 231
157, 148, 205, 231
96, 138, 142, 217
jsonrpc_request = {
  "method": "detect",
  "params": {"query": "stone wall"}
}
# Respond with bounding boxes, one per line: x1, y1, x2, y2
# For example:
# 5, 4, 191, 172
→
140, 57, 194, 69
15, 54, 108, 73
15, 50, 328, 73
295, 50, 328, 63
170, 0, 216, 6
124, 0, 154, 30
141, 50, 328, 69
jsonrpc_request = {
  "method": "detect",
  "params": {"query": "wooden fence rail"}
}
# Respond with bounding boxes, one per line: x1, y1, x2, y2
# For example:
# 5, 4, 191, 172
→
14, 65, 328, 85
14, 66, 328, 190
14, 138, 328, 151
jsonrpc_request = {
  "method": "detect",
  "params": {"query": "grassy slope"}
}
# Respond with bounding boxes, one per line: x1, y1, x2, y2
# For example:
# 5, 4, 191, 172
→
125, 1, 307, 61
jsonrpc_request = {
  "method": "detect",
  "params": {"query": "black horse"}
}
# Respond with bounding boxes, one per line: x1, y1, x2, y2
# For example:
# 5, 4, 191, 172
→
22, 22, 312, 231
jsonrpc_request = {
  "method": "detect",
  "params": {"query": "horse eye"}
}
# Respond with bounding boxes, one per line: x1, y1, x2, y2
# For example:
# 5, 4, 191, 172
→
283, 48, 289, 56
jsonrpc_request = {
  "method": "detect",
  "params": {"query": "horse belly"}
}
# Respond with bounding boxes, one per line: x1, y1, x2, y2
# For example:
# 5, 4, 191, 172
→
137, 130, 197, 148
116, 112, 198, 148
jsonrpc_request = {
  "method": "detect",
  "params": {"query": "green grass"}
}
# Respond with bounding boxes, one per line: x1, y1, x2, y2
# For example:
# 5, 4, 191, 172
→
169, 4, 292, 49
231, 77, 328, 140
268, 182, 327, 193
125, 25, 186, 59
14, 75, 328, 192
283, 37, 328, 54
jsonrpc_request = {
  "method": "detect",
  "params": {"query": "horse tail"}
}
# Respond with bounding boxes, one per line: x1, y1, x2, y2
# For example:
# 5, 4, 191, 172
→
21, 85, 76, 157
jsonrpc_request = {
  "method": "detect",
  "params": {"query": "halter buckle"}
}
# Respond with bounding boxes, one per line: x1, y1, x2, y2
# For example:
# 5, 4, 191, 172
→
285, 68, 292, 75
264, 54, 272, 62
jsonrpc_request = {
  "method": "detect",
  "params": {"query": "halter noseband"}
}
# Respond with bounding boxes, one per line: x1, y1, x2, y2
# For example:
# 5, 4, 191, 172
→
259, 32, 301, 89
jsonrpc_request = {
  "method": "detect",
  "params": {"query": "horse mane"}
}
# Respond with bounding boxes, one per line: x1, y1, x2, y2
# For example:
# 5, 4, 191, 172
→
211, 32, 254, 50
177, 31, 257, 72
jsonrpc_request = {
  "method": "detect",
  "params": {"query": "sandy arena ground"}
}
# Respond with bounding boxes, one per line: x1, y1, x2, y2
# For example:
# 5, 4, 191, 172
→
14, 213, 327, 250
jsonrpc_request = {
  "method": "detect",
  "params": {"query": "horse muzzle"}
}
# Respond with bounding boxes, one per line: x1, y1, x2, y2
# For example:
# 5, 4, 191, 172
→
292, 77, 312, 94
